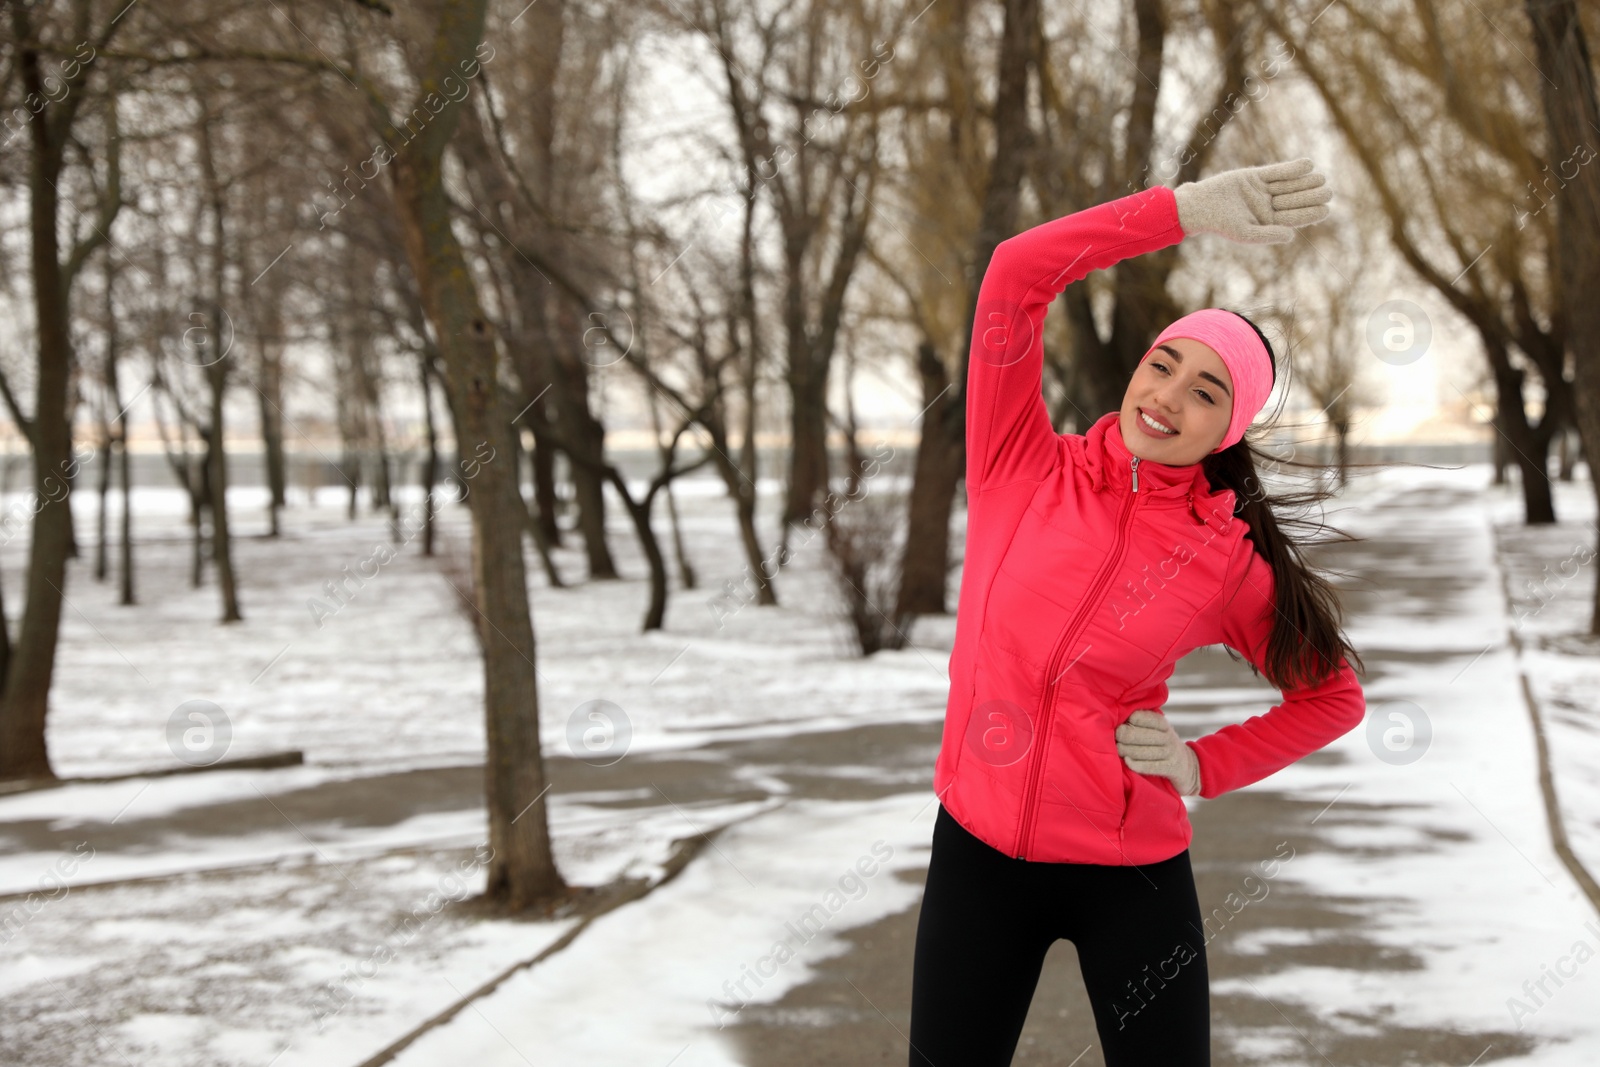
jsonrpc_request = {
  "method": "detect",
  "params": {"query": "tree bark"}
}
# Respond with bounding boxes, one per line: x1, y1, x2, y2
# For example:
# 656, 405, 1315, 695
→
419, 352, 441, 558
530, 424, 560, 547
94, 252, 116, 586
897, 0, 1037, 621
196, 100, 242, 623
894, 342, 962, 616
0, 123, 73, 775
1267, 1, 1573, 528
647, 385, 696, 591
547, 298, 618, 581
380, 0, 563, 908
516, 426, 564, 588
0, 7, 125, 780
1486, 345, 1557, 523
256, 296, 288, 538
1524, 0, 1600, 629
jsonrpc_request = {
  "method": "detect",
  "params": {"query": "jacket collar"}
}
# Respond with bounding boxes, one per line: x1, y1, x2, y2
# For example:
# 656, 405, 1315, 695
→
1084, 411, 1236, 526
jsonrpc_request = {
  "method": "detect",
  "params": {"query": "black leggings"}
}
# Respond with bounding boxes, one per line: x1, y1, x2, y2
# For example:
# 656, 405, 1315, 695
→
908, 803, 1210, 1066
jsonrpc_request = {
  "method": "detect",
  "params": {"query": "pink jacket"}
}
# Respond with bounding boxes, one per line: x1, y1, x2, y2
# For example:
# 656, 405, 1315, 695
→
933, 183, 1366, 865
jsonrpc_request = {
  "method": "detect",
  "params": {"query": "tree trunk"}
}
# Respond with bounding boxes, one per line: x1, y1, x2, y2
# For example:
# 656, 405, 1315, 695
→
706, 416, 776, 608
257, 311, 287, 538
647, 385, 696, 590
0, 549, 9, 702
781, 322, 830, 538
713, 170, 777, 607
249, 268, 289, 539
548, 300, 618, 580
518, 428, 564, 588
96, 251, 136, 605
386, 20, 562, 904
1490, 408, 1509, 485
524, 0, 566, 555
343, 438, 362, 521
530, 424, 560, 547
204, 382, 242, 622
898, 0, 1038, 625
777, 153, 878, 546
92, 245, 113, 586
419, 353, 441, 557
192, 449, 209, 588
0, 69, 68, 780
608, 470, 671, 631
1525, 0, 1600, 628
118, 407, 133, 606
353, 330, 394, 511
895, 342, 962, 616
1485, 336, 1557, 523
0, 15, 123, 780
195, 109, 242, 622
94, 348, 112, 586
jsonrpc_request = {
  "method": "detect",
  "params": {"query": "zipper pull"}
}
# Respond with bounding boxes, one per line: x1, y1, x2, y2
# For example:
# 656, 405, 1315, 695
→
1131, 456, 1140, 493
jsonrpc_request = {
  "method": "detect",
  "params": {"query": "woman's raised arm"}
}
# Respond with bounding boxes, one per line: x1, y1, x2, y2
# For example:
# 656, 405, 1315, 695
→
965, 184, 1186, 494
965, 158, 1330, 495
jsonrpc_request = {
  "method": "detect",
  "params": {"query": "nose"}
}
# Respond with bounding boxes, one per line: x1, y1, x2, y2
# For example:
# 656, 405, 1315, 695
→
1151, 376, 1182, 411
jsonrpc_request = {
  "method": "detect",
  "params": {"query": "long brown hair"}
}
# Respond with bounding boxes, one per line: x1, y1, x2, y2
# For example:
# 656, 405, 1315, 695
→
1198, 309, 1368, 691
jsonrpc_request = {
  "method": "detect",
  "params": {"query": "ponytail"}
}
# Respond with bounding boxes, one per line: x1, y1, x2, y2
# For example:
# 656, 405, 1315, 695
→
1200, 310, 1367, 691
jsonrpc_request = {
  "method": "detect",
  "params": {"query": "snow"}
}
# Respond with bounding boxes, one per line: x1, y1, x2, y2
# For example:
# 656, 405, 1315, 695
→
7, 478, 952, 778
3, 458, 1600, 1064
388, 792, 935, 1067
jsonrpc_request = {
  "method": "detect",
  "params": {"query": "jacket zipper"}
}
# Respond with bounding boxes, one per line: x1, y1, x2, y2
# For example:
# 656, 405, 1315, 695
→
1013, 455, 1141, 859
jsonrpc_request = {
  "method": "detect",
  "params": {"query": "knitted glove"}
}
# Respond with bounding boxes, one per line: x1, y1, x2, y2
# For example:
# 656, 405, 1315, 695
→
1115, 709, 1202, 797
1173, 157, 1332, 244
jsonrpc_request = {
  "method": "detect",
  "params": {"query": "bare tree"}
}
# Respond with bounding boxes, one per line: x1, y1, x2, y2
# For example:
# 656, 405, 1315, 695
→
0, 0, 133, 780
192, 87, 242, 622
90, 244, 136, 604
670, 0, 885, 548
1524, 0, 1600, 629
1256, 0, 1571, 524
890, 0, 1036, 621
137, 0, 570, 908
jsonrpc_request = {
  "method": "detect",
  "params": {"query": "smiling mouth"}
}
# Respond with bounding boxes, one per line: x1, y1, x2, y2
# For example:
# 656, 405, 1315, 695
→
1139, 408, 1178, 435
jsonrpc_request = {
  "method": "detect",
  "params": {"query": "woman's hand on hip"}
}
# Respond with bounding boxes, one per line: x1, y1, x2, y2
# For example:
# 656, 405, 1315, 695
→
1116, 709, 1201, 797
1174, 157, 1332, 244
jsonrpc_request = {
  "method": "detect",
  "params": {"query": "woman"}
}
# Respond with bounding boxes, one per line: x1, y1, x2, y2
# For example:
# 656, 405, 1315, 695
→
907, 158, 1367, 1066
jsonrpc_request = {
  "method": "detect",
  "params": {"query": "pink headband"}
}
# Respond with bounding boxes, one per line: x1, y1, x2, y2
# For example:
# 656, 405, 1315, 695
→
1139, 309, 1275, 454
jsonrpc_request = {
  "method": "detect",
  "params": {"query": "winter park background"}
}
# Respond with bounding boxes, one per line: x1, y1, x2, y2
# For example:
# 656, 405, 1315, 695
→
6, 1, 1600, 1065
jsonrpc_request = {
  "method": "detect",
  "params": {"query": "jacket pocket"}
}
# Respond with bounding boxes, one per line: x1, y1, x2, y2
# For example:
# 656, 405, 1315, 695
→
1038, 731, 1125, 819
1119, 759, 1189, 844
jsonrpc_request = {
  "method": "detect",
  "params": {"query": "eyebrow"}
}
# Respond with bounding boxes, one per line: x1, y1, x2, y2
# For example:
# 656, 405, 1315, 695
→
1156, 344, 1232, 398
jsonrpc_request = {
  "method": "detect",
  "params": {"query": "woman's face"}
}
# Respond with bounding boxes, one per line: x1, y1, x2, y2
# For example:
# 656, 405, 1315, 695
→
1118, 337, 1234, 466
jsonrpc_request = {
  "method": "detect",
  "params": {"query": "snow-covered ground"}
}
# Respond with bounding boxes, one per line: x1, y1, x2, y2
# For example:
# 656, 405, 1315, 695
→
0, 470, 953, 1065
2, 458, 1599, 1064
12, 475, 953, 778
1488, 476, 1600, 889
1194, 465, 1600, 1064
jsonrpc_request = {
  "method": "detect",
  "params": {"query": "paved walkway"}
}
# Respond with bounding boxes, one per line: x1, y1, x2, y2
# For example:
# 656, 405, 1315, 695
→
10, 476, 1596, 1066
715, 480, 1583, 1066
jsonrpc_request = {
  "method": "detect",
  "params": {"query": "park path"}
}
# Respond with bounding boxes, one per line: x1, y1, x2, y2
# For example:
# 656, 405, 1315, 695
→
10, 473, 1599, 1066
713, 477, 1598, 1067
